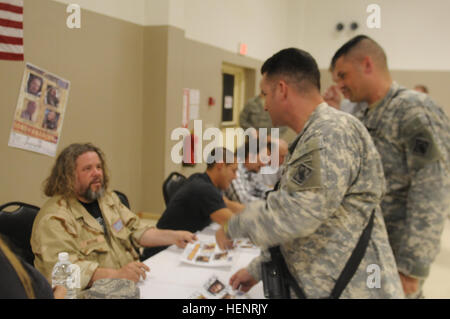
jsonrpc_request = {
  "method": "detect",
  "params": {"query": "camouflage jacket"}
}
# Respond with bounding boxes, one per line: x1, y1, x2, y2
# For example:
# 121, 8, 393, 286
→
227, 103, 404, 298
31, 192, 151, 289
353, 82, 450, 279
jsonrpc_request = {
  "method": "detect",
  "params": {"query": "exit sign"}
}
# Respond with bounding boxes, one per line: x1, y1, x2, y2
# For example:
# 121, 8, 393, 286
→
239, 43, 248, 56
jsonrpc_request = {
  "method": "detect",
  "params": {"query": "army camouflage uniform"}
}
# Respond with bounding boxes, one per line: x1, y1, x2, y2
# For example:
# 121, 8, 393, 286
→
227, 102, 404, 298
31, 191, 151, 290
353, 82, 450, 295
80, 278, 140, 299
239, 95, 287, 135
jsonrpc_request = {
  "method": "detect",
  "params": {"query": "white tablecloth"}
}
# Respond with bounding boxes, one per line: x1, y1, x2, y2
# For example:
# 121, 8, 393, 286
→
138, 224, 265, 299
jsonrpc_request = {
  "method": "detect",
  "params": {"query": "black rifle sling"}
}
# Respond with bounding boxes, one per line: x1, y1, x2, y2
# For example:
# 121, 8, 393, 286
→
269, 209, 376, 299
329, 209, 376, 299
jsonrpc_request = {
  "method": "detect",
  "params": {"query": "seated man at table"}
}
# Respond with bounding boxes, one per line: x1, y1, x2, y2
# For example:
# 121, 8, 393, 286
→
225, 138, 272, 204
31, 143, 196, 291
142, 147, 242, 259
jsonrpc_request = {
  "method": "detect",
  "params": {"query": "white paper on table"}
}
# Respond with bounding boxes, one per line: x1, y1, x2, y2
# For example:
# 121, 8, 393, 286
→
181, 241, 233, 267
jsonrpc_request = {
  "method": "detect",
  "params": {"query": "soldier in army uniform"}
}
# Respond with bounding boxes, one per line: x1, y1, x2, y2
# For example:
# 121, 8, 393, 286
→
31, 143, 196, 290
330, 35, 450, 298
216, 48, 404, 298
239, 94, 287, 136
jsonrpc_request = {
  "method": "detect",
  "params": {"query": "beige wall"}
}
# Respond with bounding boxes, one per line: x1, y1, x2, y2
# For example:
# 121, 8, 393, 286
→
142, 26, 168, 214
0, 0, 144, 210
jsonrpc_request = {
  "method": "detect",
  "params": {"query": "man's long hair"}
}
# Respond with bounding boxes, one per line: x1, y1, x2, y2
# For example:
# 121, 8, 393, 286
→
43, 143, 110, 199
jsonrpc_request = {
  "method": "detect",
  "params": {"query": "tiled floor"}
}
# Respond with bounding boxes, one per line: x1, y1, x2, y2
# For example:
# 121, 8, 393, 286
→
140, 217, 450, 299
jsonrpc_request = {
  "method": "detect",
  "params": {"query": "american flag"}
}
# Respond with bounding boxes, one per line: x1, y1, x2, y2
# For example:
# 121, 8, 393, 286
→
0, 0, 23, 61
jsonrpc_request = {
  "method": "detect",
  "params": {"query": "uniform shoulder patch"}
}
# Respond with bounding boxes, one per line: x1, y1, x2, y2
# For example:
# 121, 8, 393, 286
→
412, 135, 430, 156
294, 162, 313, 185
287, 136, 323, 192
404, 116, 441, 169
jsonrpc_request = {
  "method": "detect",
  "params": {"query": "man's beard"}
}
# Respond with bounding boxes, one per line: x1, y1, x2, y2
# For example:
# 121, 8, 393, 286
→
80, 181, 105, 202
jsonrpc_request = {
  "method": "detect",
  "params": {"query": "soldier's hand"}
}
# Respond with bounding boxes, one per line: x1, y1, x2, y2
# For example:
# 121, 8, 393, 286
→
174, 231, 197, 248
399, 272, 419, 295
229, 268, 258, 292
117, 261, 150, 283
323, 85, 342, 109
216, 227, 234, 250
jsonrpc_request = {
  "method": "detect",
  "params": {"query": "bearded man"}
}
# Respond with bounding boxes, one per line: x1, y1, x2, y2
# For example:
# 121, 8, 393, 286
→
31, 143, 196, 290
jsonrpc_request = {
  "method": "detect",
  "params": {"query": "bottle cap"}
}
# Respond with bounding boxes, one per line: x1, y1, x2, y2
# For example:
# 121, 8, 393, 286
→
58, 252, 69, 262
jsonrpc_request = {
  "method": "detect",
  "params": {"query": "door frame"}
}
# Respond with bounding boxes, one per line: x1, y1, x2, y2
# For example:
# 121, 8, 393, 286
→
221, 63, 245, 127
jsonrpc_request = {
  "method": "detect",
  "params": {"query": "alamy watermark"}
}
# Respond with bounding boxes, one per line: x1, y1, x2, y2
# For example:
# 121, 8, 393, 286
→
170, 120, 279, 169
366, 4, 381, 29
65, 4, 380, 30
367, 264, 381, 289
66, 4, 81, 29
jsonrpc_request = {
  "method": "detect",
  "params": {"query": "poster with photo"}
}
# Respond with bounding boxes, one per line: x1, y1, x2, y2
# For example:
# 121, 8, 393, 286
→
181, 241, 234, 267
188, 275, 249, 299
8, 63, 70, 157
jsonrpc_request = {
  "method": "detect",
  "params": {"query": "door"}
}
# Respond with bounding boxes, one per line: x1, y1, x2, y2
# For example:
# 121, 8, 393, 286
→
220, 63, 245, 150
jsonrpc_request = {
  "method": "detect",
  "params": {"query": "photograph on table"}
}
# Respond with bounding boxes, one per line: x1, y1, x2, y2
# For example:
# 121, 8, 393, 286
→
201, 243, 216, 254
187, 275, 250, 299
206, 278, 226, 296
233, 238, 257, 250
181, 241, 233, 267
213, 252, 228, 261
195, 255, 210, 263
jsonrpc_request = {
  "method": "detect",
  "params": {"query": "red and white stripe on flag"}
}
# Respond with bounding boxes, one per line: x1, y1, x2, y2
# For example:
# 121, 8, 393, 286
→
0, 0, 24, 61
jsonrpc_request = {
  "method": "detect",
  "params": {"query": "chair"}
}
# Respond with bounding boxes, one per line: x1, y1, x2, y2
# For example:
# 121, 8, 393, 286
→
162, 172, 187, 205
114, 190, 130, 209
0, 202, 40, 265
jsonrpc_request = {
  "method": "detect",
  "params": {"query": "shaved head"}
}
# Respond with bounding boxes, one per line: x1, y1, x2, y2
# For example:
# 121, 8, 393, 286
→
331, 35, 388, 73
330, 35, 393, 105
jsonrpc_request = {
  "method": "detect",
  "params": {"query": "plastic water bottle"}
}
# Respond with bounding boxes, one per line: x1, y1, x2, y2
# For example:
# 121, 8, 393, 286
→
51, 252, 78, 299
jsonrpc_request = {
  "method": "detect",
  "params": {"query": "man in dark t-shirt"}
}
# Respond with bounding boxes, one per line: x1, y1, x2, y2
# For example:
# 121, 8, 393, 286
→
157, 172, 227, 233
142, 147, 243, 259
